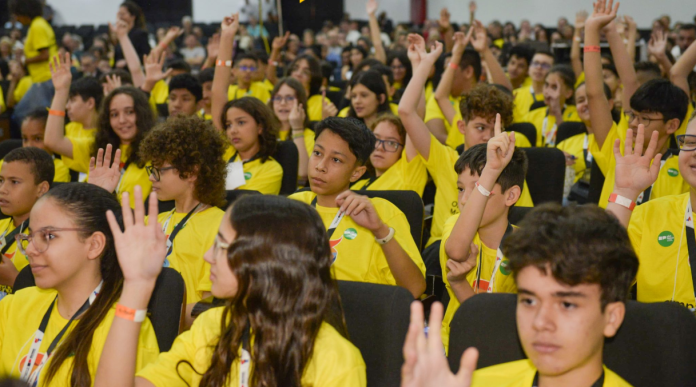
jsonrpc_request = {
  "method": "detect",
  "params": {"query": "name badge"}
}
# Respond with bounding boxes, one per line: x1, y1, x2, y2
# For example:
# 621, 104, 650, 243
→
226, 162, 246, 190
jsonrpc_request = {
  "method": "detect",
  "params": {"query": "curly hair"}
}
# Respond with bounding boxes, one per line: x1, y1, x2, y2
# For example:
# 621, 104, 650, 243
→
94, 86, 154, 168
221, 97, 278, 163
459, 83, 514, 128
139, 115, 227, 208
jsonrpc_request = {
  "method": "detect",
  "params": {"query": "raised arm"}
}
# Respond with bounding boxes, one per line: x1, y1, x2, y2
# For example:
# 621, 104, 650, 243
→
584, 0, 620, 149
290, 99, 309, 181
434, 31, 472, 126
438, 8, 455, 53
648, 31, 673, 80
266, 32, 289, 86
571, 11, 587, 79
471, 20, 511, 90
367, 0, 387, 64
624, 16, 638, 63
212, 14, 240, 132
670, 38, 696, 96
151, 26, 183, 58
398, 36, 443, 161
140, 52, 173, 94
604, 12, 639, 110
44, 53, 76, 158
201, 33, 220, 70
111, 20, 145, 88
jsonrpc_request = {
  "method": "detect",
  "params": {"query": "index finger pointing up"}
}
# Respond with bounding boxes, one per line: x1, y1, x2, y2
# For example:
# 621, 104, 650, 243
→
494, 113, 502, 136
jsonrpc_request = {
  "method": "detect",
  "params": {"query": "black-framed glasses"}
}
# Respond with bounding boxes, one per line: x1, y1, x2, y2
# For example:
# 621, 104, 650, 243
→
530, 61, 552, 70
374, 139, 403, 153
272, 95, 297, 104
146, 166, 176, 182
625, 111, 662, 127
677, 135, 696, 151
16, 228, 91, 255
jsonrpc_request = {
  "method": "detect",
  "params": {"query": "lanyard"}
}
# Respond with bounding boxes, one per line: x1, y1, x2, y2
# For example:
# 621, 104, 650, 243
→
541, 106, 565, 147
474, 223, 514, 293
361, 175, 380, 190
20, 282, 103, 386
681, 198, 696, 309
0, 219, 27, 255
636, 150, 674, 204
532, 370, 604, 387
310, 196, 346, 240
116, 159, 132, 195
229, 152, 261, 165
579, 134, 594, 183
162, 204, 202, 255
239, 323, 251, 387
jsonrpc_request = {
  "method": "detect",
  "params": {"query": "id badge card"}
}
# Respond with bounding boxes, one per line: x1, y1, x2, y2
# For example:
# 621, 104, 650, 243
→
226, 162, 247, 190
0, 237, 6, 251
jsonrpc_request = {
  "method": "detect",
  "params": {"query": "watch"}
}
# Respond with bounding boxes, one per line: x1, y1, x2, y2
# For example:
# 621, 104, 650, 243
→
375, 227, 395, 245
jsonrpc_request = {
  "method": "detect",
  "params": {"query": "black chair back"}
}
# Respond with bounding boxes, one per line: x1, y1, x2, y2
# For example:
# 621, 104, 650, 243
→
555, 122, 587, 146
0, 139, 22, 160
447, 293, 696, 387
520, 147, 565, 204
507, 123, 537, 148
355, 190, 424, 249
588, 161, 605, 205
529, 100, 546, 112
336, 280, 413, 387
273, 140, 299, 196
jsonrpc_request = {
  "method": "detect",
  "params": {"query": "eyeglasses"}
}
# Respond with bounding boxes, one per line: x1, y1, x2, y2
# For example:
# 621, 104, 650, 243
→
374, 139, 403, 153
530, 61, 552, 70
390, 65, 405, 71
16, 228, 91, 255
146, 166, 176, 182
625, 111, 662, 127
677, 135, 696, 151
238, 66, 258, 72
213, 235, 230, 258
272, 95, 297, 104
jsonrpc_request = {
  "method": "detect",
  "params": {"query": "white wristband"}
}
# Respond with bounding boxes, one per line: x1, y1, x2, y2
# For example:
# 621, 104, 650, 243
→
475, 182, 492, 197
375, 227, 395, 245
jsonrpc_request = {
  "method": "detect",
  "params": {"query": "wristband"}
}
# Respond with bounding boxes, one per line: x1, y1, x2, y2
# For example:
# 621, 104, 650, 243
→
115, 304, 147, 322
574, 36, 581, 42
448, 61, 459, 70
583, 45, 601, 53
216, 59, 232, 67
268, 59, 279, 66
608, 193, 636, 211
475, 181, 492, 197
48, 109, 65, 117
375, 227, 395, 245
292, 133, 304, 139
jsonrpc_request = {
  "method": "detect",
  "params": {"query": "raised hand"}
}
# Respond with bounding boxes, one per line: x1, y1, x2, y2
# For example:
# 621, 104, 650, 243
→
87, 144, 123, 193
143, 51, 173, 85
624, 14, 636, 33
321, 90, 338, 119
401, 302, 478, 387
446, 243, 478, 283
289, 99, 306, 129
106, 186, 167, 286
484, 114, 515, 174
272, 31, 290, 51
612, 125, 662, 200
336, 191, 384, 233
585, 0, 620, 31
438, 8, 452, 31
109, 19, 130, 39
648, 30, 668, 57
575, 10, 588, 30
421, 40, 443, 65
470, 20, 488, 53
164, 26, 184, 41
207, 33, 220, 59
220, 13, 240, 38
469, 1, 477, 14
366, 0, 378, 16
452, 29, 474, 58
49, 52, 73, 92
102, 74, 122, 96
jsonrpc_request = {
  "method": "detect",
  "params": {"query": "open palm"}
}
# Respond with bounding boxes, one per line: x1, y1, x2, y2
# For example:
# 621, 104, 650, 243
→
613, 125, 662, 197
585, 0, 619, 30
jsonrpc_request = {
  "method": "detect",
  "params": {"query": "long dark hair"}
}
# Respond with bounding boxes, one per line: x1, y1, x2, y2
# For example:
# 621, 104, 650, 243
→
120, 0, 146, 30
221, 97, 278, 163
198, 195, 347, 387
268, 77, 311, 131
388, 50, 412, 87
43, 183, 124, 387
285, 54, 323, 96
94, 86, 154, 168
348, 69, 392, 121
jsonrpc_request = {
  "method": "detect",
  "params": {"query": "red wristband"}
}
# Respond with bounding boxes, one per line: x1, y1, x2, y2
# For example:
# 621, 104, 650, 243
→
48, 109, 65, 117
583, 45, 601, 53
448, 61, 459, 70
608, 193, 636, 210
216, 59, 232, 67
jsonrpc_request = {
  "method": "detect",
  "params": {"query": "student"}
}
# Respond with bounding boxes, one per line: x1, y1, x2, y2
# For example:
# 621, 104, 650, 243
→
512, 49, 554, 123
351, 114, 427, 196
13, 109, 71, 183
45, 53, 154, 208
338, 69, 395, 128
0, 148, 53, 299
389, 51, 412, 92
167, 73, 202, 117
506, 45, 533, 90
402, 203, 636, 387
197, 68, 214, 120
144, 58, 191, 118
290, 117, 426, 298
63, 76, 102, 142
286, 54, 335, 121
228, 53, 272, 103
522, 64, 582, 147
438, 123, 527, 353
94, 192, 366, 386
0, 183, 159, 385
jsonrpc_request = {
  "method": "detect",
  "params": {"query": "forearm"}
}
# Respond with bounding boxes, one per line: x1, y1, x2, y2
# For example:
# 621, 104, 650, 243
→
417, 88, 426, 119
670, 40, 696, 96
369, 13, 387, 64
606, 27, 638, 108
626, 27, 637, 63
398, 60, 435, 159
483, 49, 512, 90
449, 279, 476, 303
442, 28, 454, 53
212, 33, 235, 131
606, 187, 639, 228
24, 50, 49, 64
584, 24, 614, 148
376, 224, 425, 298
118, 35, 145, 88
293, 129, 309, 180
267, 49, 281, 85
570, 32, 583, 78
6, 81, 18, 108
45, 89, 75, 158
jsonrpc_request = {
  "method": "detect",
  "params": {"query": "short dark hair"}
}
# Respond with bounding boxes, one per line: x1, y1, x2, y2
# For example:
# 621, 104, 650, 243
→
356, 58, 383, 71
508, 45, 533, 66
373, 64, 394, 84
168, 74, 203, 102
454, 143, 527, 193
459, 49, 482, 81
633, 61, 662, 80
602, 63, 618, 78
681, 23, 696, 33
533, 48, 555, 61
24, 108, 49, 126
8, 0, 43, 19
99, 69, 133, 86
504, 203, 639, 309
315, 117, 376, 166
198, 67, 215, 84
234, 53, 258, 65
69, 76, 104, 111
4, 147, 55, 186
165, 59, 191, 73
630, 78, 689, 124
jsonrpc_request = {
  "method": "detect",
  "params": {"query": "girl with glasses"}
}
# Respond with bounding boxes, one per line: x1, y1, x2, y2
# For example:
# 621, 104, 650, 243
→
94, 192, 366, 387
0, 183, 159, 386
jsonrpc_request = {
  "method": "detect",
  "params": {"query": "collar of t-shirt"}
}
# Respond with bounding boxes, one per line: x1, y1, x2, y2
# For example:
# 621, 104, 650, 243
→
532, 370, 604, 387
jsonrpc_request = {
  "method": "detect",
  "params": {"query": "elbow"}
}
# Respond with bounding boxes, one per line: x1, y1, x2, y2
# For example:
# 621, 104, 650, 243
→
397, 105, 412, 117
669, 67, 683, 82
409, 277, 426, 299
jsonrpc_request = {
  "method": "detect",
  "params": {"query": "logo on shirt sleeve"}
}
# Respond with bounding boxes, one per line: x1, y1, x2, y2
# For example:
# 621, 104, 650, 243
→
658, 231, 675, 247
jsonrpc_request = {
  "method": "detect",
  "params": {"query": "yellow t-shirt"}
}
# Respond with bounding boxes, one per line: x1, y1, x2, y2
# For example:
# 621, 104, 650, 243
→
197, 109, 212, 121
337, 103, 399, 118
424, 95, 462, 149
61, 122, 97, 173
423, 133, 533, 247
64, 121, 97, 140
424, 81, 434, 103
278, 128, 315, 157
138, 307, 366, 387
148, 80, 170, 117
351, 152, 428, 196
471, 360, 631, 387
512, 86, 545, 124
227, 82, 272, 103
628, 192, 696, 308
0, 218, 29, 300
149, 206, 224, 305
289, 191, 426, 285
0, 287, 159, 385
439, 214, 517, 352
557, 132, 595, 183
576, 71, 586, 88
69, 138, 152, 208
522, 106, 582, 147
307, 94, 328, 122
223, 147, 283, 195
591, 115, 689, 208
0, 85, 4, 115
13, 76, 33, 103
24, 17, 57, 83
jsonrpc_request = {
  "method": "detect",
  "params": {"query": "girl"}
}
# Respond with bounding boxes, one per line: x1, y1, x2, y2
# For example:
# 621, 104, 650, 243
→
342, 45, 368, 81
0, 183, 159, 386
94, 192, 366, 387
522, 64, 582, 147
285, 54, 326, 121
45, 53, 153, 208
114, 1, 151, 68
351, 114, 427, 196
388, 51, 412, 92
211, 14, 283, 195
339, 69, 395, 129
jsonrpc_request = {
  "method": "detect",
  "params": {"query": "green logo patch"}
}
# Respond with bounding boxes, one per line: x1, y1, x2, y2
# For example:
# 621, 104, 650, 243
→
499, 259, 511, 276
658, 231, 675, 247
343, 228, 358, 240
244, 172, 252, 180
668, 168, 679, 177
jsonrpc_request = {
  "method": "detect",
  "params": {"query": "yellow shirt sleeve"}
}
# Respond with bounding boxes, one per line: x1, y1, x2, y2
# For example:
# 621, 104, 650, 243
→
64, 137, 94, 173
53, 158, 71, 182
238, 158, 283, 195
307, 94, 329, 122
13, 77, 33, 103
0, 85, 5, 115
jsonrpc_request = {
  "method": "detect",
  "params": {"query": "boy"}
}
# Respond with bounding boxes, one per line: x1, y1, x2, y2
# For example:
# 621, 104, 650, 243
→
402, 203, 636, 387
289, 117, 426, 298
198, 68, 214, 120
12, 109, 70, 182
0, 147, 54, 300
438, 123, 528, 353
506, 45, 533, 90
167, 73, 203, 118
228, 53, 272, 103
512, 49, 554, 123
143, 59, 192, 117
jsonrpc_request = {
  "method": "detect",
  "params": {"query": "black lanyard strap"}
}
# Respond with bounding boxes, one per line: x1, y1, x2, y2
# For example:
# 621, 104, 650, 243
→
166, 204, 201, 252
533, 370, 604, 387
40, 296, 91, 357
1, 219, 28, 256
685, 223, 696, 299
310, 196, 345, 240
229, 151, 262, 164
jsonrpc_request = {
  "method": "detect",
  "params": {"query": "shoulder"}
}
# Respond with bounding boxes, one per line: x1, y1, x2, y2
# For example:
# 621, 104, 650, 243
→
471, 359, 536, 386
4, 287, 57, 310
603, 366, 633, 387
289, 191, 315, 204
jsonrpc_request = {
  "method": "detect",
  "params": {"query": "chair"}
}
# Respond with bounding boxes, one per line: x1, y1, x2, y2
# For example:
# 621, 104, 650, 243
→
507, 123, 537, 148
0, 139, 22, 160
325, 90, 344, 108
447, 293, 696, 387
520, 147, 565, 204
355, 190, 424, 249
335, 280, 413, 387
588, 160, 605, 205
13, 266, 186, 352
555, 121, 587, 146
508, 206, 533, 225
273, 140, 299, 196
